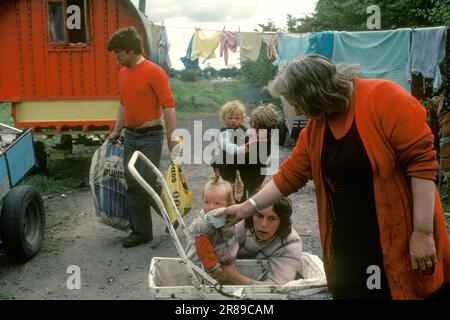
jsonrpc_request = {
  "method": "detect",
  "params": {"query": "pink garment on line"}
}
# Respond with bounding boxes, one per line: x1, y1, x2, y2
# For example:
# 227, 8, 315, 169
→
262, 33, 279, 59
220, 31, 238, 65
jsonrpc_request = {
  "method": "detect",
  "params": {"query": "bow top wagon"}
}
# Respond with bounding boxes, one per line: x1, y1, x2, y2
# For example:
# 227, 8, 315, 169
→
0, 0, 155, 135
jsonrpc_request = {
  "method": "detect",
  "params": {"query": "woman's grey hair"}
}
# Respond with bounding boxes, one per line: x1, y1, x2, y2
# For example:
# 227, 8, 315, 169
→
267, 54, 360, 120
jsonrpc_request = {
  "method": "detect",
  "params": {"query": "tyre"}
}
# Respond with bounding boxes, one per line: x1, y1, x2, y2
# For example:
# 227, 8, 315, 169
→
278, 119, 288, 146
0, 185, 45, 261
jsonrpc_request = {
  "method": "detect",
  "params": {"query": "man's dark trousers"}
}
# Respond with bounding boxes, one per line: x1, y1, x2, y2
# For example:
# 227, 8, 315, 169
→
123, 128, 164, 239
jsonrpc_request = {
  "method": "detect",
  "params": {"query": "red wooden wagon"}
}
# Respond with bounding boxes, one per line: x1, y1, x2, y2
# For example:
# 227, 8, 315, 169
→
0, 0, 154, 136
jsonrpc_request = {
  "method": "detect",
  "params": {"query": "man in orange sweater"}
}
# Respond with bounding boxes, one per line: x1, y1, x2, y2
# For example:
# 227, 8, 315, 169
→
220, 54, 450, 299
107, 26, 177, 248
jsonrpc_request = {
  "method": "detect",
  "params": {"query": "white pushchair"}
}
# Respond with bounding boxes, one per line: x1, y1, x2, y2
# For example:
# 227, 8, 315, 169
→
128, 151, 330, 300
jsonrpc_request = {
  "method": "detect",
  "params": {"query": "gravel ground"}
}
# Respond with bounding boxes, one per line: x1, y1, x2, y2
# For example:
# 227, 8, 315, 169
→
0, 114, 321, 300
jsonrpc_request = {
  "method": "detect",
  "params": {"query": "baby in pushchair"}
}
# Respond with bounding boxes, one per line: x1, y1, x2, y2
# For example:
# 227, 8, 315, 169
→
186, 176, 238, 278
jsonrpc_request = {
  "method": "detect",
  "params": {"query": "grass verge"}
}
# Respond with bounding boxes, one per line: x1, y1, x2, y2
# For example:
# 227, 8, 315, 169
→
170, 78, 252, 116
21, 159, 91, 195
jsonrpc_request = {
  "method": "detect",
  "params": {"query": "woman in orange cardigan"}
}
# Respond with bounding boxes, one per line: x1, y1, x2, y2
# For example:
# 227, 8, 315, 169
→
218, 54, 450, 300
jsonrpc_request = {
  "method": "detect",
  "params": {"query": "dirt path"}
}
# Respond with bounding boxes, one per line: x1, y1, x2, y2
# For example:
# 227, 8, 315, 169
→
0, 115, 320, 300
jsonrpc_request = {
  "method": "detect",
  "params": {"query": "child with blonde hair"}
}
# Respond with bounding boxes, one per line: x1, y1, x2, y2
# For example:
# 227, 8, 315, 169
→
187, 177, 238, 276
211, 100, 248, 201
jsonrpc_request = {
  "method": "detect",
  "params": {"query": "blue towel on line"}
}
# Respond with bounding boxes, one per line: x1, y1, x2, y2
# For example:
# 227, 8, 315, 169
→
410, 27, 447, 92
306, 31, 334, 59
273, 33, 310, 67
180, 34, 199, 70
332, 29, 411, 92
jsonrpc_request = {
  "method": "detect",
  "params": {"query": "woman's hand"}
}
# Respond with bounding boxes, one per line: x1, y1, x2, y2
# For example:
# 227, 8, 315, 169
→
209, 266, 223, 279
215, 179, 284, 227
214, 201, 255, 227
409, 230, 437, 272
410, 177, 436, 273
211, 265, 230, 283
213, 264, 251, 285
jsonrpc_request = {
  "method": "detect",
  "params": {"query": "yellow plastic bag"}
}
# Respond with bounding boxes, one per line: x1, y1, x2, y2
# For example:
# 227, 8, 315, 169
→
161, 160, 193, 225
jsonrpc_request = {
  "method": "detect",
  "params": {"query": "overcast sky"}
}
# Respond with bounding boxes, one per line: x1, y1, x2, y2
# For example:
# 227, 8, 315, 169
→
130, 0, 317, 69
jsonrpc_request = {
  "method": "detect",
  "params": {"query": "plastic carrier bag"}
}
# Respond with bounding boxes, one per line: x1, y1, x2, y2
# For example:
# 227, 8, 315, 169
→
161, 143, 192, 226
89, 140, 130, 231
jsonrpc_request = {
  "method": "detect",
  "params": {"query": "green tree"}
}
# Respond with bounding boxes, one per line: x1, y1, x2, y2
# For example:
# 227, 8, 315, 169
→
289, 0, 449, 93
180, 69, 202, 82
167, 67, 180, 78
415, 0, 450, 25
257, 19, 278, 32
292, 0, 445, 32
240, 45, 277, 87
202, 66, 217, 79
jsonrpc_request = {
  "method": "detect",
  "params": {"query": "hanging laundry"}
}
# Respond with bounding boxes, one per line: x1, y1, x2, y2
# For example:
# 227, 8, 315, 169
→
238, 32, 263, 62
220, 31, 238, 65
410, 27, 447, 92
273, 33, 309, 66
150, 24, 163, 63
333, 29, 411, 92
191, 28, 222, 63
157, 26, 171, 70
180, 34, 199, 70
262, 33, 279, 59
306, 31, 334, 59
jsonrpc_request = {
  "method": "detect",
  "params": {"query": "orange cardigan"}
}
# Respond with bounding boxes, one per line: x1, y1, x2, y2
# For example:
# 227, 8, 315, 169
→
273, 78, 450, 300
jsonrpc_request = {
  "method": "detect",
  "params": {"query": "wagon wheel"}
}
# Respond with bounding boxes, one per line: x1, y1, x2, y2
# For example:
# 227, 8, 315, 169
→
0, 185, 45, 261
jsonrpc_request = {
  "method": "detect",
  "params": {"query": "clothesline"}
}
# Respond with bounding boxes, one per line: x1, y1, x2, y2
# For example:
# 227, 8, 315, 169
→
154, 23, 283, 34
149, 22, 447, 94
152, 22, 448, 38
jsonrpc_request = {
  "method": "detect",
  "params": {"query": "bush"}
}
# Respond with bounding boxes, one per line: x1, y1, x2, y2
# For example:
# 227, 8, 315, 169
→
180, 69, 202, 82
167, 68, 180, 78
240, 44, 277, 88
169, 79, 252, 114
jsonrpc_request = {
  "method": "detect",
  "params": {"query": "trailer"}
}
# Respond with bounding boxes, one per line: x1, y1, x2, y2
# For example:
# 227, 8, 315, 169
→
0, 0, 159, 159
128, 150, 331, 300
0, 123, 45, 261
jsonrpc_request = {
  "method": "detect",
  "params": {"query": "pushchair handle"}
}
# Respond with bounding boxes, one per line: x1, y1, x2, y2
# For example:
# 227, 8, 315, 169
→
127, 150, 218, 292
128, 150, 191, 241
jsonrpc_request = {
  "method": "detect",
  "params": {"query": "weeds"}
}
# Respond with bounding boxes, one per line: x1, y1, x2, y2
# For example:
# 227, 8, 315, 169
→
22, 159, 91, 195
